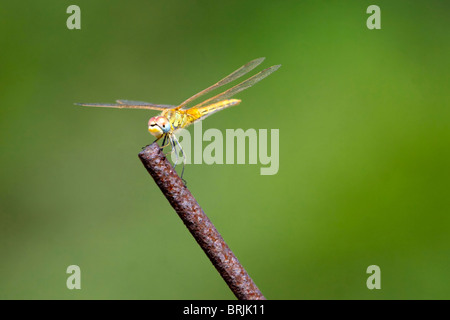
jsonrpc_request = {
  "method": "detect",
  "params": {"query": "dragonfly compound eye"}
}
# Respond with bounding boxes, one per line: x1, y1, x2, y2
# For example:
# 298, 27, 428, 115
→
156, 117, 171, 133
148, 116, 165, 138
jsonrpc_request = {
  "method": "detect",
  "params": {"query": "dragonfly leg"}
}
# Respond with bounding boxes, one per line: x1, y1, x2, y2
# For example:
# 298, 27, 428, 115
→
161, 135, 168, 150
160, 135, 173, 156
170, 136, 179, 168
173, 135, 186, 181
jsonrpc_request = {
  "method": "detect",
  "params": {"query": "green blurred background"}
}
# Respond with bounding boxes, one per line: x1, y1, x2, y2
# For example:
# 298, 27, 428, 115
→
1, 1, 449, 299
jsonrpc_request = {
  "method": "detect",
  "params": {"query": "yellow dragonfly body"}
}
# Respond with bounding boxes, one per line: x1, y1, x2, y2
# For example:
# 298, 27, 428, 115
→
76, 57, 281, 178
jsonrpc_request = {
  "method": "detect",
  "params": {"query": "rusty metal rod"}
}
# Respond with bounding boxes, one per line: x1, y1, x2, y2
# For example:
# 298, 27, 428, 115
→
138, 142, 266, 300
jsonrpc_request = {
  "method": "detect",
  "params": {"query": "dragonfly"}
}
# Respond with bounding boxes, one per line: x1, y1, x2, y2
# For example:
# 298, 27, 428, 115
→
76, 57, 281, 179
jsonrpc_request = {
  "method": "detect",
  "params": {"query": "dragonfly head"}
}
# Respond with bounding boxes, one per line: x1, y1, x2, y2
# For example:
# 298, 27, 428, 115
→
148, 116, 171, 138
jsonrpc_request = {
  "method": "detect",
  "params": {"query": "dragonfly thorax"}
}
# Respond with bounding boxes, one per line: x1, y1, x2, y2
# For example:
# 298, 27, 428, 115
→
163, 109, 197, 131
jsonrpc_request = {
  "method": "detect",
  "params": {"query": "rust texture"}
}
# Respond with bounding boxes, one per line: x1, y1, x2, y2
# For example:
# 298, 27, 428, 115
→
138, 142, 266, 300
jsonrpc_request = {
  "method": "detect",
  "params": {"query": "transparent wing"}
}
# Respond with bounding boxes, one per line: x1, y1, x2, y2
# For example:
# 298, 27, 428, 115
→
190, 64, 281, 110
176, 57, 266, 109
75, 100, 177, 111
115, 100, 174, 107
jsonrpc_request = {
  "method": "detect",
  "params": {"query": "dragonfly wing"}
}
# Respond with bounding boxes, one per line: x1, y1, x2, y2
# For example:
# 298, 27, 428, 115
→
191, 64, 281, 109
177, 57, 266, 109
116, 100, 175, 109
116, 100, 151, 104
75, 101, 177, 111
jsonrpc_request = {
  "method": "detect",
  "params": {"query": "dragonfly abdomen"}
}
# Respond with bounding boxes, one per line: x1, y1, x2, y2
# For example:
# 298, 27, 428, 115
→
194, 99, 241, 122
